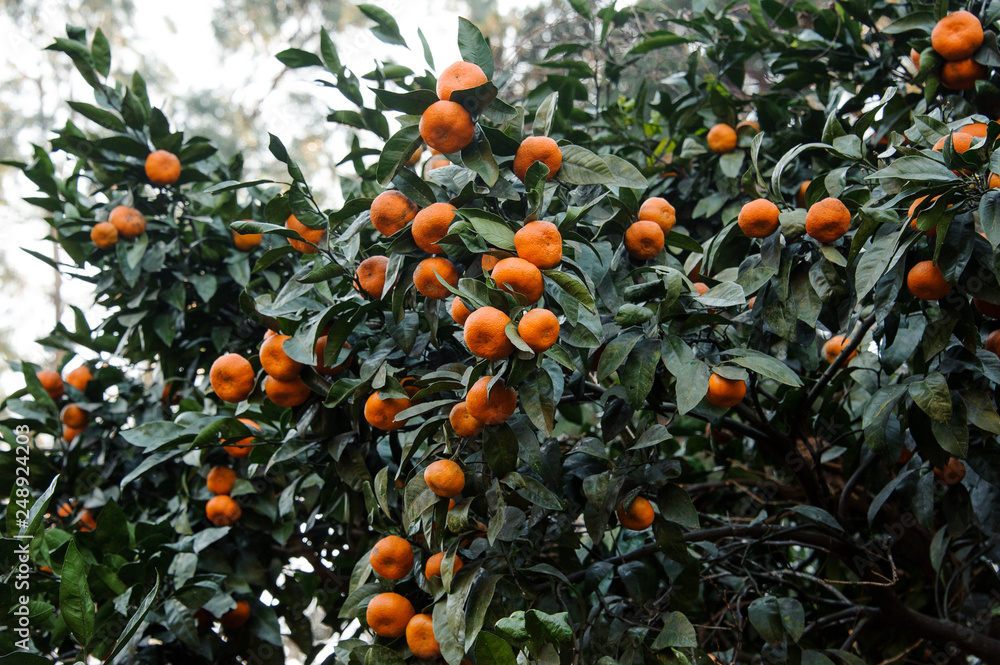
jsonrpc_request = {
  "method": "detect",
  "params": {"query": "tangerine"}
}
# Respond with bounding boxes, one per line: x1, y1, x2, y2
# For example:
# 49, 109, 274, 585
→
513, 135, 563, 182
210, 354, 255, 403
412, 202, 456, 254
413, 257, 460, 299
466, 376, 517, 425
371, 190, 418, 236
491, 257, 545, 304
706, 373, 747, 408
145, 149, 182, 186
514, 220, 562, 269
464, 306, 515, 361
424, 459, 465, 498
518, 308, 560, 353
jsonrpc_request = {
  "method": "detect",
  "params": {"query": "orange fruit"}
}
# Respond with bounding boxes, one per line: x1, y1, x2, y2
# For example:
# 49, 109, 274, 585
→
366, 592, 415, 638
974, 297, 1000, 318
908, 196, 944, 237
823, 334, 857, 363
736, 119, 761, 133
931, 11, 983, 61
285, 214, 323, 254
450, 297, 472, 325
985, 329, 1000, 356
638, 197, 676, 235
419, 100, 475, 154
959, 122, 989, 138
796, 180, 811, 208
436, 61, 488, 101
707, 123, 738, 154
706, 373, 747, 408
693, 282, 710, 296
737, 199, 780, 238
513, 136, 563, 182
907, 260, 952, 300
207, 466, 237, 495
464, 306, 515, 361
941, 59, 988, 90
932, 131, 975, 152
354, 255, 390, 299
481, 250, 513, 272
37, 370, 64, 400
616, 496, 654, 530
60, 404, 88, 428
314, 337, 351, 376
624, 220, 665, 260
426, 157, 450, 171
490, 257, 544, 304
109, 205, 146, 240
264, 375, 311, 408
145, 149, 181, 186
991, 173, 1000, 188
466, 376, 517, 425
425, 552, 463, 579
78, 508, 96, 532
365, 392, 411, 431
406, 147, 423, 168
412, 202, 456, 254
233, 228, 263, 251
424, 459, 465, 498
65, 366, 92, 392
514, 220, 562, 269
406, 613, 442, 660
413, 257, 460, 299
224, 418, 261, 458
449, 401, 483, 437
370, 535, 414, 580
57, 501, 76, 519
371, 190, 418, 236
747, 295, 756, 310
933, 457, 967, 485
805, 197, 851, 243
518, 308, 560, 353
260, 334, 304, 381
90, 221, 118, 249
264, 329, 278, 340
210, 354, 255, 403
206, 495, 242, 526
63, 426, 83, 442
910, 48, 921, 69
220, 600, 250, 628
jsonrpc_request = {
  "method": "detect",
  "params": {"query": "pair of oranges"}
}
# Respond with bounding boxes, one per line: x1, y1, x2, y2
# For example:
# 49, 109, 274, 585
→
90, 150, 181, 249
927, 11, 988, 90
205, 466, 242, 526
624, 197, 676, 260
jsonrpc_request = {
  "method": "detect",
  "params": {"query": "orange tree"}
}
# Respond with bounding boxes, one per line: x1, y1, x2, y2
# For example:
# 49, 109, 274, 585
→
7, 2, 1000, 664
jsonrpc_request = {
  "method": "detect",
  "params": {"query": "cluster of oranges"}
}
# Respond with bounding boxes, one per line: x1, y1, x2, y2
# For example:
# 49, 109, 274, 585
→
205, 465, 242, 526
623, 197, 676, 260
37, 365, 94, 442
923, 10, 987, 90
55, 500, 96, 532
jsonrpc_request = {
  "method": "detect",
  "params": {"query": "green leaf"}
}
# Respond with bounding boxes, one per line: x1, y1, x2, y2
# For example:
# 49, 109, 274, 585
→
868, 155, 959, 182
651, 611, 697, 649
964, 390, 1000, 434
103, 574, 160, 662
276, 48, 323, 68
748, 596, 785, 644
60, 541, 95, 645
520, 370, 555, 435
67, 101, 126, 131
457, 17, 494, 79
597, 331, 643, 381
90, 28, 110, 77
789, 505, 843, 531
533, 92, 557, 137
862, 385, 907, 454
658, 484, 698, 529
557, 144, 616, 185
358, 4, 408, 47
543, 269, 596, 313
376, 124, 423, 186
868, 469, 915, 523
722, 349, 802, 387
568, 0, 592, 19
483, 424, 519, 477
909, 372, 952, 423
980, 190, 1000, 250
620, 337, 661, 409
461, 132, 500, 186
502, 472, 562, 510
319, 27, 342, 73
629, 34, 690, 55
475, 632, 517, 665
372, 87, 438, 115
458, 209, 516, 249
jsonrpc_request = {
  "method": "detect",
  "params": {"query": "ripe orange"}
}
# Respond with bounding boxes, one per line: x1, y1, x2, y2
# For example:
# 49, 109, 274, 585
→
419, 100, 475, 154
406, 613, 442, 660
426, 157, 451, 171
707, 123, 738, 154
706, 373, 747, 408
60, 404, 88, 428
314, 337, 351, 376
931, 11, 983, 61
513, 136, 563, 182
413, 257, 460, 299
370, 535, 414, 580
796, 180, 811, 208
424, 459, 465, 498
57, 501, 76, 520
220, 600, 250, 628
260, 334, 304, 381
823, 334, 857, 363
518, 308, 560, 353
940, 59, 988, 90
638, 197, 676, 235
907, 260, 952, 300
233, 228, 263, 251
450, 297, 472, 325
910, 48, 921, 69
736, 119, 761, 133
933, 457, 967, 485
737, 199, 781, 238
481, 250, 513, 272
264, 375, 311, 408
90, 222, 118, 249
365, 392, 412, 431
207, 466, 237, 495
371, 190, 419, 236
224, 418, 261, 458
959, 122, 989, 138
490, 257, 545, 304
406, 147, 423, 168
354, 255, 390, 299
974, 297, 1000, 318
63, 426, 83, 442
145, 149, 182, 186
37, 370, 64, 400
449, 401, 484, 437
210, 354, 255, 403
366, 592, 415, 638
437, 61, 488, 100
693, 282, 710, 296
932, 132, 975, 152
412, 202, 456, 254
805, 197, 851, 243
514, 220, 562, 269
466, 376, 517, 425
109, 205, 147, 240
464, 306, 515, 361
747, 295, 756, 309
617, 496, 654, 530
425, 552, 463, 579
78, 508, 96, 532
65, 366, 92, 391
624, 220, 665, 260
286, 214, 323, 253
206, 494, 242, 526
984, 329, 1000, 356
